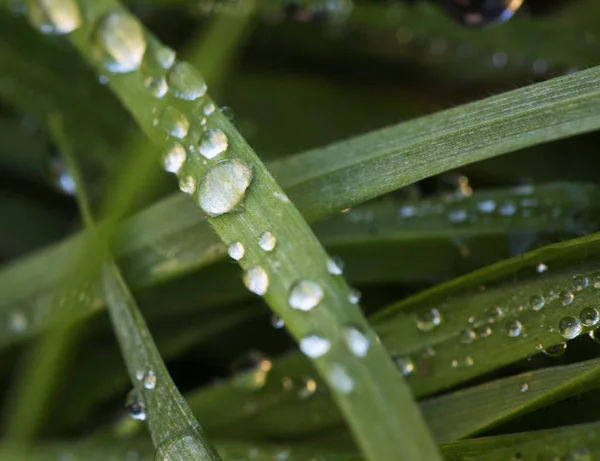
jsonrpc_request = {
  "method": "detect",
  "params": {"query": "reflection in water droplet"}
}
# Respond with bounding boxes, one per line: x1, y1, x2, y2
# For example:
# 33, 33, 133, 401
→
227, 241, 245, 261
505, 320, 523, 337
143, 76, 168, 98
243, 266, 269, 296
393, 354, 415, 376
162, 143, 186, 173
198, 129, 228, 160
343, 324, 370, 357
95, 10, 147, 73
289, 280, 324, 311
300, 334, 330, 358
559, 316, 582, 339
197, 159, 253, 217
168, 62, 207, 100
154, 107, 189, 139
143, 370, 156, 390
541, 342, 567, 357
416, 308, 442, 332
327, 256, 344, 275
560, 291, 574, 306
329, 363, 355, 394
572, 274, 589, 291
125, 389, 146, 421
258, 231, 277, 252
579, 307, 599, 327
231, 350, 272, 392
28, 0, 81, 35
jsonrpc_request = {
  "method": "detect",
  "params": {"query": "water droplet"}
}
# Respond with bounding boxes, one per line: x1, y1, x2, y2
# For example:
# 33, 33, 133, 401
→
197, 159, 253, 217
477, 199, 496, 213
288, 280, 324, 311
299, 334, 330, 358
178, 176, 196, 195
271, 314, 284, 329
154, 107, 189, 139
399, 205, 416, 218
461, 329, 476, 344
393, 355, 414, 376
589, 328, 600, 343
221, 106, 235, 121
143, 76, 168, 98
198, 129, 228, 159
348, 288, 361, 304
125, 390, 146, 421
243, 266, 269, 296
499, 201, 517, 216
168, 62, 207, 100
143, 370, 156, 390
27, 0, 81, 35
529, 295, 545, 311
559, 316, 582, 339
327, 256, 344, 275
593, 275, 600, 289
463, 356, 474, 367
258, 231, 277, 252
328, 363, 355, 394
343, 324, 370, 357
162, 143, 186, 173
537, 263, 548, 274
416, 308, 442, 332
94, 10, 146, 73
475, 326, 492, 338
227, 241, 245, 261
135, 369, 144, 381
443, 0, 524, 27
580, 307, 599, 327
202, 102, 215, 116
154, 46, 175, 69
231, 350, 272, 391
297, 377, 317, 399
572, 274, 589, 291
9, 310, 28, 333
485, 306, 504, 322
448, 209, 467, 223
542, 342, 567, 357
520, 383, 529, 392
505, 320, 523, 337
560, 291, 574, 306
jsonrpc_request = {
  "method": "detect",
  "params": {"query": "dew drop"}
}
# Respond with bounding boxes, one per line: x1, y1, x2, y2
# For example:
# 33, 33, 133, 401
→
125, 390, 146, 421
416, 308, 442, 332
143, 370, 156, 390
529, 295, 545, 311
498, 201, 517, 216
27, 0, 81, 35
343, 324, 370, 357
95, 9, 146, 73
559, 316, 582, 339
271, 314, 284, 329
579, 307, 599, 327
227, 241, 245, 261
202, 102, 216, 116
197, 159, 253, 217
329, 363, 355, 394
589, 328, 600, 343
572, 274, 589, 291
135, 369, 144, 381
542, 342, 567, 357
299, 334, 330, 358
537, 263, 548, 274
485, 306, 504, 323
198, 129, 228, 159
154, 107, 189, 139
475, 326, 492, 338
560, 291, 574, 306
448, 209, 467, 223
221, 106, 235, 121
9, 310, 28, 333
393, 355, 415, 376
520, 383, 529, 392
143, 76, 168, 98
162, 143, 186, 173
167, 62, 207, 100
288, 280, 324, 311
231, 350, 272, 391
593, 275, 600, 289
477, 199, 496, 213
243, 266, 269, 296
505, 320, 523, 337
178, 176, 196, 195
327, 256, 344, 275
258, 231, 277, 252
297, 377, 317, 399
348, 288, 361, 304
461, 329, 476, 344
154, 46, 176, 69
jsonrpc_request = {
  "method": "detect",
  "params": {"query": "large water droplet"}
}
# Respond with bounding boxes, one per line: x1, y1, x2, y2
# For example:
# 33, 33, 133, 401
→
143, 76, 168, 98
343, 324, 370, 357
162, 143, 186, 173
198, 129, 228, 160
328, 363, 355, 394
559, 316, 582, 339
393, 354, 415, 376
125, 389, 146, 421
505, 320, 523, 337
197, 159, 253, 217
168, 62, 207, 100
580, 307, 599, 327
258, 231, 277, 252
243, 266, 269, 296
416, 308, 442, 332
27, 0, 81, 35
541, 342, 567, 357
154, 107, 189, 139
327, 256, 344, 275
299, 334, 330, 358
288, 280, 324, 311
231, 350, 272, 391
95, 9, 146, 73
143, 370, 156, 390
227, 241, 245, 261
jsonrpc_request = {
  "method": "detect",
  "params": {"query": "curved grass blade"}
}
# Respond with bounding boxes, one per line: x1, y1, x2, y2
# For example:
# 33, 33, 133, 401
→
58, 2, 441, 460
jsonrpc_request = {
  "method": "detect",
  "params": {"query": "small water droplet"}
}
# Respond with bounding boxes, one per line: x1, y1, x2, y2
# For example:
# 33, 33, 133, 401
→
197, 159, 253, 217
475, 326, 492, 338
498, 201, 517, 216
271, 314, 284, 329
273, 191, 290, 203
520, 383, 529, 392
448, 209, 467, 223
579, 307, 599, 327
258, 231, 277, 252
542, 342, 567, 357
143, 76, 168, 98
27, 0, 81, 35
154, 107, 189, 139
328, 363, 354, 394
221, 106, 235, 121
572, 274, 589, 291
343, 324, 370, 357
416, 308, 442, 332
327, 256, 344, 275
593, 275, 600, 289
9, 310, 28, 333
393, 354, 415, 376
399, 205, 416, 218
167, 62, 207, 100
243, 266, 269, 296
537, 263, 548, 273
560, 291, 574, 306
288, 280, 324, 311
297, 377, 317, 399
198, 129, 228, 159
559, 316, 582, 339
202, 102, 216, 116
162, 143, 186, 173
477, 199, 496, 213
231, 350, 272, 391
125, 390, 146, 421
299, 334, 330, 358
143, 370, 157, 390
227, 241, 245, 261
135, 369, 144, 381
529, 295, 545, 311
505, 320, 523, 337
485, 306, 504, 322
589, 328, 600, 343
348, 288, 361, 304
461, 329, 476, 344
178, 176, 196, 194
94, 9, 146, 73
154, 46, 175, 69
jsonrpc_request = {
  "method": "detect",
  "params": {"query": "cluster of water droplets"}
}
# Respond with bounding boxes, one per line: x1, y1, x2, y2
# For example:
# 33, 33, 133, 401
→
125, 368, 158, 422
